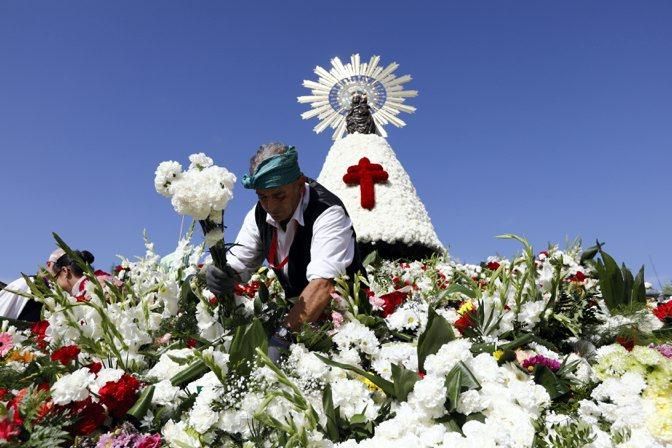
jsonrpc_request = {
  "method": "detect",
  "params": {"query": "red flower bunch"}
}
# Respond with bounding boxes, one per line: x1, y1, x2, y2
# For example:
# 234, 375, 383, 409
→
234, 280, 261, 298
30, 320, 49, 349
0, 419, 20, 442
454, 307, 478, 336
69, 397, 106, 435
567, 271, 587, 283
98, 374, 141, 419
653, 301, 672, 323
379, 291, 409, 317
486, 261, 501, 271
50, 345, 81, 365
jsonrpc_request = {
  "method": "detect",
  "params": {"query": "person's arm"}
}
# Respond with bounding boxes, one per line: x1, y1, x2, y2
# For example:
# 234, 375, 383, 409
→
205, 206, 263, 298
283, 206, 355, 330
226, 206, 265, 282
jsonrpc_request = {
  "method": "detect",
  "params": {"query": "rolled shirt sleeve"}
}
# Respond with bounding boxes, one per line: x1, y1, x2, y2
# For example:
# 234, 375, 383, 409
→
226, 207, 265, 282
306, 205, 356, 281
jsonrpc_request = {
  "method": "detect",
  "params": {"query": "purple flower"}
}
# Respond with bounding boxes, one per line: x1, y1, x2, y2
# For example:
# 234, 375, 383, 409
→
522, 354, 561, 372
653, 344, 672, 359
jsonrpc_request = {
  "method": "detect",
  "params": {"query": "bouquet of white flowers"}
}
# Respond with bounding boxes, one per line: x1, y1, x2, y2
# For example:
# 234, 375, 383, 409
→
154, 153, 236, 270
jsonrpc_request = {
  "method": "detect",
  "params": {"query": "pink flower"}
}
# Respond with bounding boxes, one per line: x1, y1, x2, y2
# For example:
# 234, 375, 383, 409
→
368, 294, 385, 311
522, 354, 561, 372
0, 333, 13, 357
136, 434, 162, 448
331, 311, 344, 328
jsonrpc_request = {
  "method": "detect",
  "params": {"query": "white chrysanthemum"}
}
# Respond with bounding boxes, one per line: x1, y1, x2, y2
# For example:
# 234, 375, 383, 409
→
154, 161, 183, 197
371, 342, 417, 380
287, 344, 330, 382
147, 348, 195, 381
385, 300, 428, 333
152, 379, 183, 408
51, 368, 95, 405
424, 339, 473, 377
407, 375, 447, 418
189, 386, 220, 434
162, 419, 202, 448
331, 378, 378, 421
169, 165, 236, 220
332, 320, 380, 355
204, 228, 224, 248
188, 152, 214, 170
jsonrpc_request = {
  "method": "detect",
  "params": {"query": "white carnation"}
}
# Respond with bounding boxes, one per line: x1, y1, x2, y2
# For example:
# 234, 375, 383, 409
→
154, 161, 183, 197
51, 368, 95, 405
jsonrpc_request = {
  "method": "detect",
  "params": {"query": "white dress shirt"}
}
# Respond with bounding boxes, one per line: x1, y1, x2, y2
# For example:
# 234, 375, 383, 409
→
0, 277, 31, 320
228, 183, 355, 283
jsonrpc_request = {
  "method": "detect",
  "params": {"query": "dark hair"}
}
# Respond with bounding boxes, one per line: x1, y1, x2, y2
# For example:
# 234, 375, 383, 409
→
53, 250, 95, 277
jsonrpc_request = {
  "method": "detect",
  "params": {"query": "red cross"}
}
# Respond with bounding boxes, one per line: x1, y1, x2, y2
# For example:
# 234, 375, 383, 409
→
343, 157, 389, 210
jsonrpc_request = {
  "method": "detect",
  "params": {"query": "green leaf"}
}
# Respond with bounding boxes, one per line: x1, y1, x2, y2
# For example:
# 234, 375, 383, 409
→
229, 319, 268, 375
127, 385, 155, 419
362, 250, 380, 267
170, 359, 210, 387
632, 266, 646, 306
444, 361, 481, 413
579, 241, 602, 265
622, 263, 634, 305
315, 354, 395, 397
391, 363, 419, 401
441, 284, 477, 299
417, 307, 455, 372
322, 385, 341, 441
597, 248, 625, 311
533, 365, 570, 400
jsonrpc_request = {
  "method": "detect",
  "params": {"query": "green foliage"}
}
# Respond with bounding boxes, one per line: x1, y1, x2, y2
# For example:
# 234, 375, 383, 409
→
444, 361, 481, 412
228, 319, 269, 376
390, 363, 419, 401
533, 418, 597, 448
315, 354, 395, 398
591, 247, 646, 314
417, 307, 455, 372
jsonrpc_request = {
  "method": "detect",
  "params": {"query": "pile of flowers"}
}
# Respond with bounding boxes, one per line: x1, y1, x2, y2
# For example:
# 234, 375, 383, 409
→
1, 154, 670, 447
1, 230, 670, 448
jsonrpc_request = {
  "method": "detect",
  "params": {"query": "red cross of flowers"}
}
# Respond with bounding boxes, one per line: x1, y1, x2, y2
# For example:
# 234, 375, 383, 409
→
343, 157, 389, 210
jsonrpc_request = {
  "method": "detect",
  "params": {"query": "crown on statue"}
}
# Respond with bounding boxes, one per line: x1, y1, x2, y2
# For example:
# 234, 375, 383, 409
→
298, 54, 418, 140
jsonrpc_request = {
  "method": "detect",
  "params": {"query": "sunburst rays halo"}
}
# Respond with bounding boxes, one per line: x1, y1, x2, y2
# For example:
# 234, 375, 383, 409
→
298, 54, 418, 140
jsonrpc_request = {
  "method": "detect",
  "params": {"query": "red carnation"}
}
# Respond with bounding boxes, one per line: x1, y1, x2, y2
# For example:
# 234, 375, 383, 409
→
50, 345, 81, 365
454, 308, 478, 336
31, 320, 49, 349
186, 338, 198, 348
568, 271, 587, 283
0, 419, 20, 441
615, 336, 635, 352
98, 374, 141, 419
653, 301, 672, 322
70, 397, 106, 435
486, 261, 501, 271
87, 362, 103, 374
379, 291, 408, 317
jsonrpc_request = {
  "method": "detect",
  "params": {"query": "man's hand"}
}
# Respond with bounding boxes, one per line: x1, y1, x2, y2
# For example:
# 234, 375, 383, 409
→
204, 264, 239, 298
284, 278, 334, 330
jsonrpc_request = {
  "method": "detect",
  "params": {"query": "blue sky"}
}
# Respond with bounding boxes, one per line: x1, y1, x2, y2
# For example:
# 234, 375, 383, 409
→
1, 1, 670, 286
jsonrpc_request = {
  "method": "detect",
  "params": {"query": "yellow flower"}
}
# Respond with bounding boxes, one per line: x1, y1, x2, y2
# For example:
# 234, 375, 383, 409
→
7, 350, 35, 363
493, 350, 504, 361
357, 375, 381, 393
458, 301, 475, 315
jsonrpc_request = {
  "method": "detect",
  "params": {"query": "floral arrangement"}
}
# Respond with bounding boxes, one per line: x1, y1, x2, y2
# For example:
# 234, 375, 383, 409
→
1, 228, 670, 447
1, 159, 670, 447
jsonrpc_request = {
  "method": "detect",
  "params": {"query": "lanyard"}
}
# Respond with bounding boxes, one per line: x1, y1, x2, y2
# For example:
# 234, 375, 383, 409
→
267, 228, 290, 270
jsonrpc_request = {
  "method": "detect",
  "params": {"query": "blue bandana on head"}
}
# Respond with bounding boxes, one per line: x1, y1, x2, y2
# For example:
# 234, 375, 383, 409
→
241, 146, 302, 190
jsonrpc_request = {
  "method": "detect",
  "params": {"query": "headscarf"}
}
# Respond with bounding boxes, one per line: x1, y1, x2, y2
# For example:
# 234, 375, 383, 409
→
241, 146, 301, 190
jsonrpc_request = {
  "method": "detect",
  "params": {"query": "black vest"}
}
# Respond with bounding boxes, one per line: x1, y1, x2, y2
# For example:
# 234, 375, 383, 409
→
254, 179, 364, 298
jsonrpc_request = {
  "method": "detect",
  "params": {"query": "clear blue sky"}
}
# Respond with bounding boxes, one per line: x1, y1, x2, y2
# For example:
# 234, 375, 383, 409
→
1, 1, 670, 286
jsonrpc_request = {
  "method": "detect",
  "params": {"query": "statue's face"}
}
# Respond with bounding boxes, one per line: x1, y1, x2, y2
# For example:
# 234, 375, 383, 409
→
256, 177, 304, 223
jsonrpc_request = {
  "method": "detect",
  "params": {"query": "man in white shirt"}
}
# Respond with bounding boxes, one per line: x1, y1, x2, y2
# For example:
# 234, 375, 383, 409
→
205, 143, 364, 333
0, 248, 64, 321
